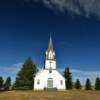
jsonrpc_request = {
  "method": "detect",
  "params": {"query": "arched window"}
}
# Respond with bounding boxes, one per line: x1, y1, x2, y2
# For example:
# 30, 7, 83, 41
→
48, 51, 54, 59
49, 67, 52, 73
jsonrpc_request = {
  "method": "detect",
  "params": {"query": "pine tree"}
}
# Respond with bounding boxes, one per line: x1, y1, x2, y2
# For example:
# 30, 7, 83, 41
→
75, 79, 82, 89
95, 77, 100, 90
0, 76, 4, 89
4, 77, 11, 90
64, 67, 73, 90
85, 78, 92, 90
14, 57, 38, 89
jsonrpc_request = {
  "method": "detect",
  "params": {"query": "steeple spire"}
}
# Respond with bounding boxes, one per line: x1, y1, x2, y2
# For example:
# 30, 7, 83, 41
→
47, 35, 54, 52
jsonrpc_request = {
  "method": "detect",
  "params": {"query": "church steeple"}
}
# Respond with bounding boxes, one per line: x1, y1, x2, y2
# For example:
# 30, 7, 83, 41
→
45, 35, 56, 69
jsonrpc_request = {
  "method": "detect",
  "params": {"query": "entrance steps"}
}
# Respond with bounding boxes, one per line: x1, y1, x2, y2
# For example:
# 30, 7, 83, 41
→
44, 88, 57, 91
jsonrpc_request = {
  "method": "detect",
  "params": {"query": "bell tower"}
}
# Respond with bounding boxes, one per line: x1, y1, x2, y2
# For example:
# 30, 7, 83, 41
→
44, 36, 56, 70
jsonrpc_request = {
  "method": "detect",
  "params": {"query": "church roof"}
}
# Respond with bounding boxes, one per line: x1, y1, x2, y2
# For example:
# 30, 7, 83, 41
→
47, 36, 54, 52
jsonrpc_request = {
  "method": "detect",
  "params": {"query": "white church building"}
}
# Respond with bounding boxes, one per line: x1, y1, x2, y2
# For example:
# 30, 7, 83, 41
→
34, 36, 66, 91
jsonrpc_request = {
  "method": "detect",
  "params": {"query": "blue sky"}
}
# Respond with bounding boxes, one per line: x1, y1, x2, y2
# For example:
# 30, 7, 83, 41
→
0, 0, 100, 84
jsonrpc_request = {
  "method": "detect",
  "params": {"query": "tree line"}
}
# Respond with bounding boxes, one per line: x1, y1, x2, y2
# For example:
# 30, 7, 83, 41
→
0, 57, 100, 91
64, 67, 100, 90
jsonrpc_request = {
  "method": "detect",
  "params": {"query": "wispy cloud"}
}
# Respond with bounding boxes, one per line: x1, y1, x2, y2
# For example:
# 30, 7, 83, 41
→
58, 68, 100, 85
71, 69, 100, 77
0, 63, 23, 82
32, 0, 100, 20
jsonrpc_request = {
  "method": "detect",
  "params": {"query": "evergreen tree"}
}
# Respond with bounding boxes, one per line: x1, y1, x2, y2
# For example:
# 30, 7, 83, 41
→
64, 67, 73, 89
14, 57, 38, 89
85, 78, 92, 90
95, 77, 100, 90
0, 76, 4, 89
75, 79, 82, 89
4, 77, 11, 90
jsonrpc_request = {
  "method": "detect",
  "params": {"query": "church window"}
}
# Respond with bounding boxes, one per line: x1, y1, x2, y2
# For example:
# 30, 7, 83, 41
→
60, 80, 63, 85
37, 79, 40, 85
49, 67, 52, 73
49, 69, 52, 73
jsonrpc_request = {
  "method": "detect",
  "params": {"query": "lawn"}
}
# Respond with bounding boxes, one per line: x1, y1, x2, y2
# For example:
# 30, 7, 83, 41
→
0, 90, 100, 100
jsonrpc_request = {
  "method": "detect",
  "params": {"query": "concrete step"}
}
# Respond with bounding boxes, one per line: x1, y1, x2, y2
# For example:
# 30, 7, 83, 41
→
44, 88, 57, 91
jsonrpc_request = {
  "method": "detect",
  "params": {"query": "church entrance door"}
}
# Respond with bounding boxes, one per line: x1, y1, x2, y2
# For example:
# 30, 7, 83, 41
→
47, 78, 53, 88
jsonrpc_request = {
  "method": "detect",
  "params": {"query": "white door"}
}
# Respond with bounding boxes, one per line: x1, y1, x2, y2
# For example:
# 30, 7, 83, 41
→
47, 78, 53, 88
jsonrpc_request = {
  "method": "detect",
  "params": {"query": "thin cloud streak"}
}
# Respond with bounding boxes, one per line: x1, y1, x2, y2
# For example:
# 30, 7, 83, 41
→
32, 0, 100, 20
0, 63, 23, 81
59, 68, 100, 85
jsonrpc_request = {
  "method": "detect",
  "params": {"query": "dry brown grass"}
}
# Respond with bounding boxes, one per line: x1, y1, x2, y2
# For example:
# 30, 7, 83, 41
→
0, 90, 100, 100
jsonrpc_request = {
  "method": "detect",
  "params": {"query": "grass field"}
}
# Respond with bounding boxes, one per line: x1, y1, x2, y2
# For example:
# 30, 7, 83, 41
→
0, 90, 100, 100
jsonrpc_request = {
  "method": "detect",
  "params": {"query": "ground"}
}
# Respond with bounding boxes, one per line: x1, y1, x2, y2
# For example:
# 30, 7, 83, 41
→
0, 91, 100, 100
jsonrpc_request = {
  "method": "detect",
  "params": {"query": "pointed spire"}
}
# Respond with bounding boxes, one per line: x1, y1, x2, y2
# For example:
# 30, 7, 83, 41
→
47, 35, 54, 52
